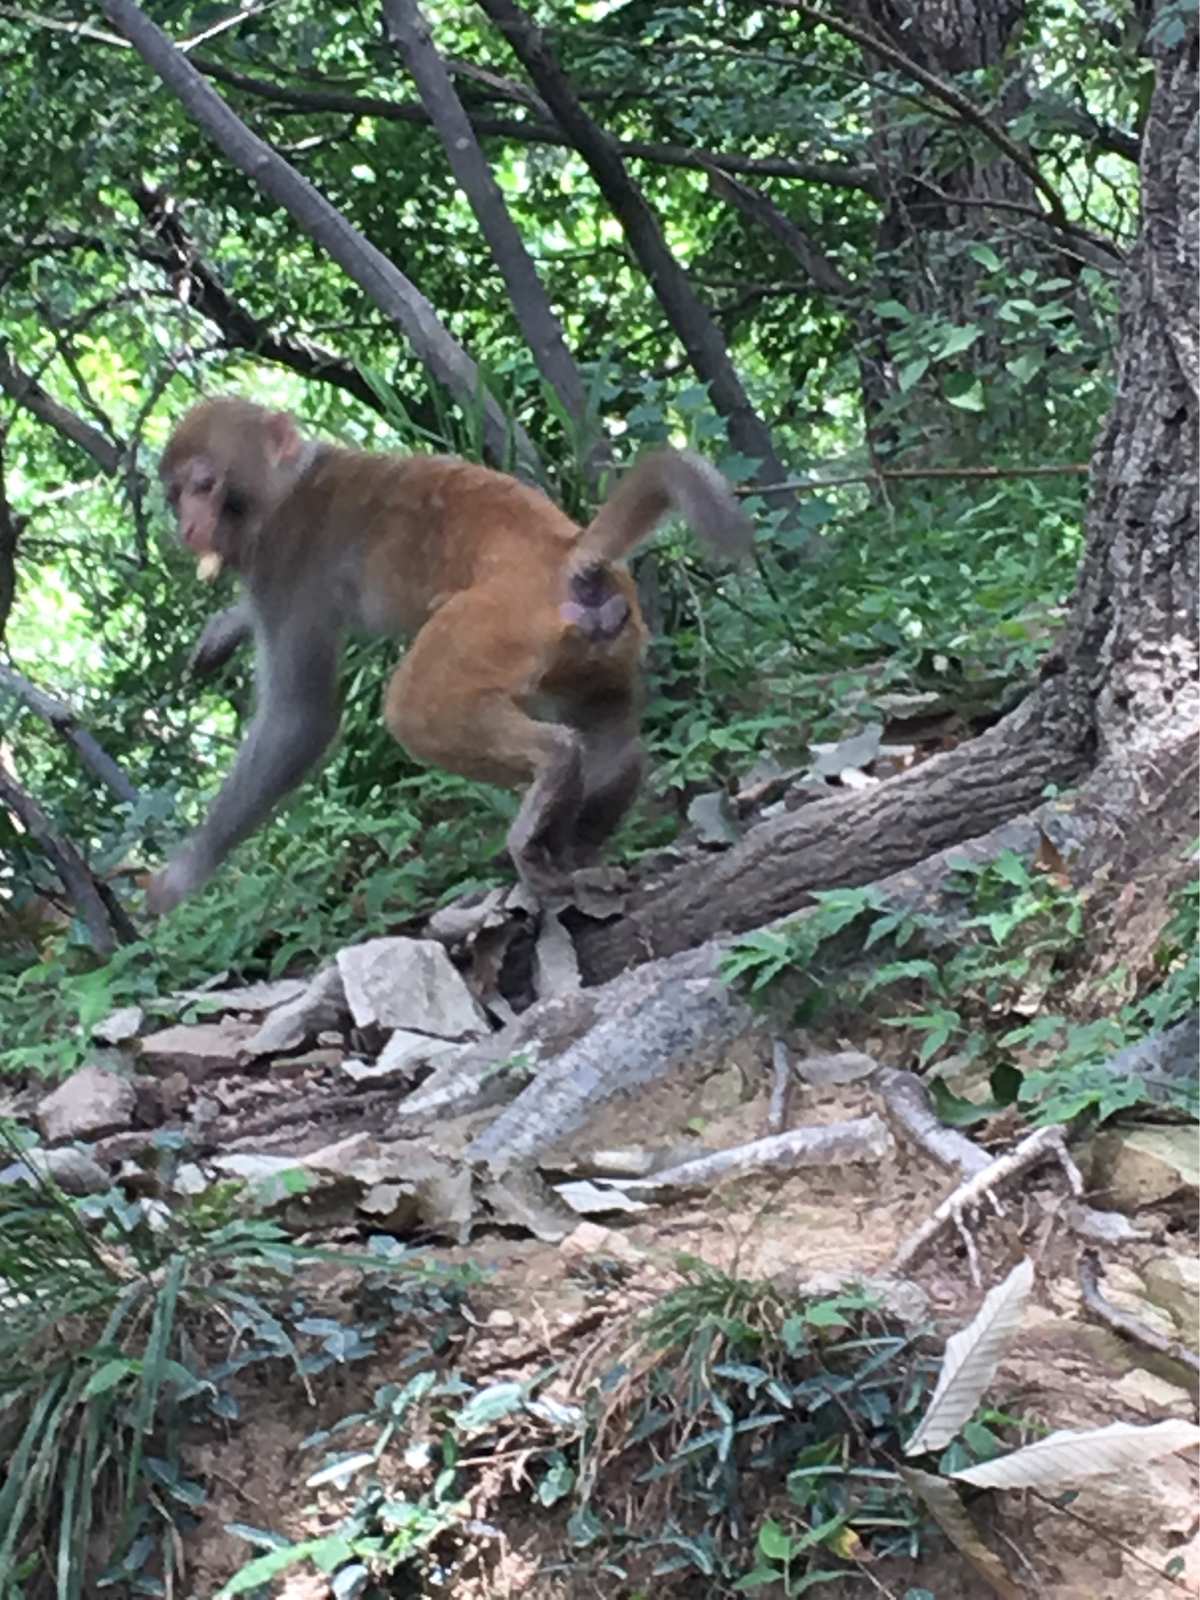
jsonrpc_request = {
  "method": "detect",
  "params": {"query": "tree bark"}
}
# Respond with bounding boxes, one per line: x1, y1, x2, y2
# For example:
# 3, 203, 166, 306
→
0, 666, 141, 808
476, 0, 789, 487
0, 429, 17, 644
383, 0, 610, 483
575, 11, 1198, 983
100, 0, 539, 476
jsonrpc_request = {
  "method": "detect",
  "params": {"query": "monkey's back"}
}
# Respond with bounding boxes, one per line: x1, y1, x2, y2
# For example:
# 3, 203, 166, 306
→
294, 449, 577, 631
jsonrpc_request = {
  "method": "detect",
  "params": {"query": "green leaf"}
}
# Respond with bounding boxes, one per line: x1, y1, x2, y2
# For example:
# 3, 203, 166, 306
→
967, 244, 1003, 271
81, 1358, 137, 1399
946, 380, 985, 411
217, 1540, 326, 1596
898, 357, 930, 392
1005, 353, 1044, 386
929, 1079, 1000, 1127
935, 323, 982, 360
757, 1518, 794, 1560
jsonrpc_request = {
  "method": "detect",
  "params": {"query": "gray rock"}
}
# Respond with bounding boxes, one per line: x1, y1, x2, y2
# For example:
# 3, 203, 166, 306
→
139, 1018, 257, 1082
244, 965, 348, 1056
1089, 1125, 1199, 1210
1139, 1254, 1200, 1334
38, 1064, 135, 1142
336, 937, 486, 1036
174, 977, 309, 1014
377, 1028, 463, 1071
0, 1145, 110, 1194
793, 1050, 878, 1086
93, 1005, 144, 1045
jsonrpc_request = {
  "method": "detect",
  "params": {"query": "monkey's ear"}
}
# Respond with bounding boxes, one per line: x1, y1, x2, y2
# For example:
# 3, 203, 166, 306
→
264, 411, 302, 465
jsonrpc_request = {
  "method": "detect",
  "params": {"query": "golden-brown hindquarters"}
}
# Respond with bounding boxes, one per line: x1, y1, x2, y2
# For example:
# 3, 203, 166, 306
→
383, 581, 644, 894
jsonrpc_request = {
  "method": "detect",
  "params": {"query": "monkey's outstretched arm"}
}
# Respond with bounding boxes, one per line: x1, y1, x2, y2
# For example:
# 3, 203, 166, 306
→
189, 601, 254, 676
148, 601, 341, 913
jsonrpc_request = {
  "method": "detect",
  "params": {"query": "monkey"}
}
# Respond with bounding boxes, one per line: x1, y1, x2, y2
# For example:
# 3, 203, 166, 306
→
147, 396, 752, 915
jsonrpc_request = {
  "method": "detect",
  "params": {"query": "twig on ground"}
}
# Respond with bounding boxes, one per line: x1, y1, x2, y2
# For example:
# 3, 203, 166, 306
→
614, 1115, 893, 1195
766, 1039, 792, 1135
874, 1066, 992, 1176
892, 1124, 1078, 1281
1077, 1249, 1200, 1379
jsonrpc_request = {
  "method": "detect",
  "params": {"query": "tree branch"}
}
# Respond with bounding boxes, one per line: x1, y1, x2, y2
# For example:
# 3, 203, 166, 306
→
383, 0, 609, 480
759, 0, 1124, 255
703, 164, 858, 300
0, 757, 137, 957
0, 665, 141, 807
0, 429, 17, 643
130, 184, 439, 428
191, 56, 878, 191
100, 0, 539, 475
0, 347, 124, 473
476, 0, 787, 485
734, 462, 1089, 496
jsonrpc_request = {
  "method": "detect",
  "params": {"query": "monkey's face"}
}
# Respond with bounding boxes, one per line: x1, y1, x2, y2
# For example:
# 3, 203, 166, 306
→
163, 452, 231, 558
160, 400, 303, 569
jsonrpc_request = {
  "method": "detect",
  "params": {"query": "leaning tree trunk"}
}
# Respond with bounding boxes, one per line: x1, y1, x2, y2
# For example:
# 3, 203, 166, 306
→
576, 10, 1197, 985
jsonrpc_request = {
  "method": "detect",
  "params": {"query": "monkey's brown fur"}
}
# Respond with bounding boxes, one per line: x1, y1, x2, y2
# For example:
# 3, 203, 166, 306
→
150, 397, 751, 913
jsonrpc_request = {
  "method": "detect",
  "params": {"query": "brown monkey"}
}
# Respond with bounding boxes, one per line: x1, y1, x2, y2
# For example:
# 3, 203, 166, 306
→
148, 396, 751, 914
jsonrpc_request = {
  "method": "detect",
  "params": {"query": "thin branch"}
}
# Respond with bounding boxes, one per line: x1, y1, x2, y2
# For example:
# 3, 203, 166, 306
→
129, 184, 426, 426
908, 177, 1125, 267
101, 0, 538, 475
702, 164, 858, 300
0, 665, 142, 807
734, 462, 1089, 497
0, 429, 17, 642
0, 348, 124, 474
383, 0, 609, 481
477, 0, 787, 486
191, 56, 877, 190
0, 756, 136, 957
758, 0, 1124, 258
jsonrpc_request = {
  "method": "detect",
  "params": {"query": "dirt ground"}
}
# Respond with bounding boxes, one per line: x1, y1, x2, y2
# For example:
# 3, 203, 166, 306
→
180, 1062, 1200, 1600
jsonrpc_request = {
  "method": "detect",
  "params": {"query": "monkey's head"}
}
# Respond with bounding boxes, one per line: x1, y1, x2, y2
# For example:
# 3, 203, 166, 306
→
160, 397, 309, 570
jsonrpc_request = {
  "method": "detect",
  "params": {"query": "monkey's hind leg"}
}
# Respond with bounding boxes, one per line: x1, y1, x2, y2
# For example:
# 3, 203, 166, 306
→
382, 593, 587, 899
570, 695, 645, 866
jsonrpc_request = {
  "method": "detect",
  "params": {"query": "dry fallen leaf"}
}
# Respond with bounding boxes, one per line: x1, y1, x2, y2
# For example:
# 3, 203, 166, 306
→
952, 1417, 1200, 1489
906, 1258, 1034, 1456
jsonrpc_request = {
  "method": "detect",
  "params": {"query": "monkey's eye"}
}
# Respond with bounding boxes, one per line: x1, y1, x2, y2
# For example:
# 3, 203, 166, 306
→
223, 488, 247, 520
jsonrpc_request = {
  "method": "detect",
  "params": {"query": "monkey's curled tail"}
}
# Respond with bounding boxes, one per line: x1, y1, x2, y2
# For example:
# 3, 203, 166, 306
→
572, 449, 753, 569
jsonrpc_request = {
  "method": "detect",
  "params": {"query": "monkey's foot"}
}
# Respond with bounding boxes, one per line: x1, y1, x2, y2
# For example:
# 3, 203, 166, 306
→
515, 861, 627, 917
563, 864, 628, 918
513, 845, 576, 905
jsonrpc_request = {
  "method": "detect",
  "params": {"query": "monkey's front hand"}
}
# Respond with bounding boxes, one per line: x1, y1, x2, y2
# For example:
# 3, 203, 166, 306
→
144, 853, 206, 917
188, 603, 253, 678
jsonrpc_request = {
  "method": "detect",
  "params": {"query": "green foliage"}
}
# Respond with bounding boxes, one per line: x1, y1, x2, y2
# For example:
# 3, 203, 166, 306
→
0, 1135, 458, 1598
571, 1260, 936, 1590
723, 848, 1197, 1127
215, 1256, 946, 1596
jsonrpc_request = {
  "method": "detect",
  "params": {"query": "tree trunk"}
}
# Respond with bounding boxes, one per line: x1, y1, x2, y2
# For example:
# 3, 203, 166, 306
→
101, 0, 539, 476
383, 0, 610, 485
846, 0, 1081, 461
476, 0, 789, 487
576, 11, 1197, 984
